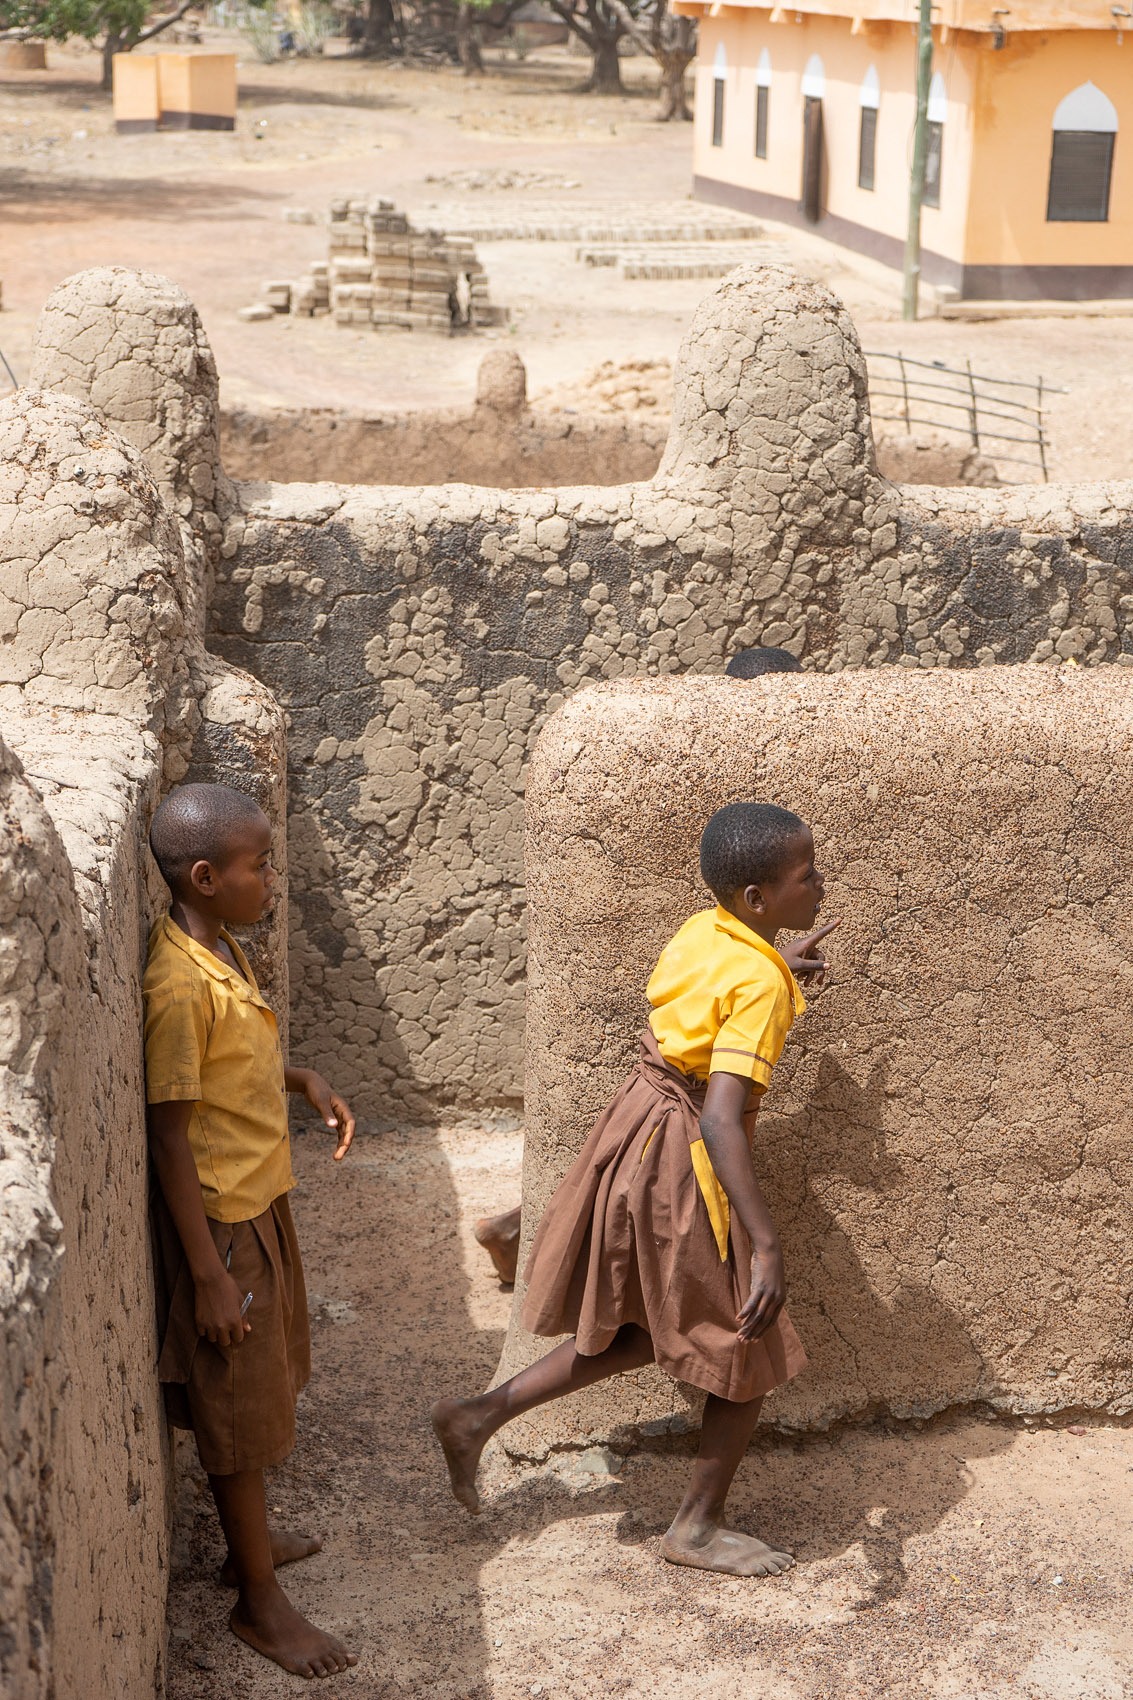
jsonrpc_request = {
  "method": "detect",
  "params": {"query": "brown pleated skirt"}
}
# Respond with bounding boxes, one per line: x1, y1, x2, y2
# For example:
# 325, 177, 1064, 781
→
521, 1030, 806, 1403
153, 1190, 311, 1476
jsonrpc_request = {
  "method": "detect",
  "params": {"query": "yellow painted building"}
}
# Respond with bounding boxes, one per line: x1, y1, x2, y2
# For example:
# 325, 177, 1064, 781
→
677, 0, 1133, 299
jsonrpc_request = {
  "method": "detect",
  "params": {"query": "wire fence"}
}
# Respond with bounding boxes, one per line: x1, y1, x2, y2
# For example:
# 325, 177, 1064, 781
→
0, 347, 17, 395
864, 350, 1061, 482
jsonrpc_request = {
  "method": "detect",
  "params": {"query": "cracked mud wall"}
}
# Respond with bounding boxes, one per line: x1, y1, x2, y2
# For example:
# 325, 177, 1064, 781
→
207, 267, 1133, 1123
26, 265, 1133, 1129
218, 352, 667, 489
495, 670, 1133, 1452
0, 373, 287, 1699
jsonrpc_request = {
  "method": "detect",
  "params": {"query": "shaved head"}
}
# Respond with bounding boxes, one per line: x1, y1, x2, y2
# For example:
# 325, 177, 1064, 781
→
149, 784, 267, 892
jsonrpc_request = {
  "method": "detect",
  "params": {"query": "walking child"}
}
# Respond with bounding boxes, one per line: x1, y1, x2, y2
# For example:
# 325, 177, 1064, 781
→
433, 801, 836, 1576
144, 783, 359, 1678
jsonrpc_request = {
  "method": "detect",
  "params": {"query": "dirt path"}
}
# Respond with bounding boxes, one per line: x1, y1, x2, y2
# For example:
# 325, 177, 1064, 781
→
3, 36, 1131, 480
164, 1120, 1133, 1700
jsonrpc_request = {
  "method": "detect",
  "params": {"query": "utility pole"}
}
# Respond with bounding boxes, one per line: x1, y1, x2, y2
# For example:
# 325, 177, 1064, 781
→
902, 0, 934, 322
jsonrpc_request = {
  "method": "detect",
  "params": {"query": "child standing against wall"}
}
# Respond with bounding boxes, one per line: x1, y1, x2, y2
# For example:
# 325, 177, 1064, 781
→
434, 802, 834, 1576
145, 783, 359, 1678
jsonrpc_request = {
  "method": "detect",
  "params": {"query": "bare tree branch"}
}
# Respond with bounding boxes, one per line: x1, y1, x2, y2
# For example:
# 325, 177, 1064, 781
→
134, 0, 196, 45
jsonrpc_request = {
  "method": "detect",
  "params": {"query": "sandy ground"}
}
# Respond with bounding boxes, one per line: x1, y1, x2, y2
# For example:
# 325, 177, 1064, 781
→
2, 35, 1132, 481
164, 1121, 1133, 1700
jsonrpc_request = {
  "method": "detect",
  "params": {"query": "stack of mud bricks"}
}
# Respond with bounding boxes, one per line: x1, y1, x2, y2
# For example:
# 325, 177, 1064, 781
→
289, 197, 503, 334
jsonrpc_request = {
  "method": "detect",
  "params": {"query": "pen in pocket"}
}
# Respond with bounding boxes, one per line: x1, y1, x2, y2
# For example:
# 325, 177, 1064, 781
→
240, 1291, 253, 1317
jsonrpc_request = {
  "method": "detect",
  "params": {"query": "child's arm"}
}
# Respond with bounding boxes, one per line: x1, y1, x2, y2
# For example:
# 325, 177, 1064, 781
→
148, 1101, 251, 1349
285, 1067, 357, 1161
698, 1071, 784, 1343
779, 917, 840, 985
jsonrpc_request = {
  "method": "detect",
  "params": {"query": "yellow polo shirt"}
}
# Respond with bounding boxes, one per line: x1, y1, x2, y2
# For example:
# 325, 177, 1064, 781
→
143, 915, 294, 1223
647, 907, 804, 1263
648, 906, 804, 1092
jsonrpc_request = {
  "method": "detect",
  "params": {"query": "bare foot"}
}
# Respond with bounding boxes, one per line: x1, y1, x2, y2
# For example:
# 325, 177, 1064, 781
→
431, 1396, 491, 1514
230, 1580, 357, 1679
220, 1528, 324, 1587
660, 1523, 795, 1578
474, 1208, 521, 1285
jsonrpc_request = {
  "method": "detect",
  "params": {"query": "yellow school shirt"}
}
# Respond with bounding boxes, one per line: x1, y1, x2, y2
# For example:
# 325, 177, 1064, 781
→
143, 914, 294, 1223
646, 906, 804, 1260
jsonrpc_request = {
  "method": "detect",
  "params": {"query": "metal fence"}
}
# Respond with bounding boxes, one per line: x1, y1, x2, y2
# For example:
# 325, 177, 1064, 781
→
864, 349, 1060, 482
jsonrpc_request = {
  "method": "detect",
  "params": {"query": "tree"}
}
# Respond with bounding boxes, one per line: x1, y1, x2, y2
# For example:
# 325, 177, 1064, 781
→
547, 0, 626, 94
0, 0, 205, 89
603, 0, 694, 120
360, 0, 400, 56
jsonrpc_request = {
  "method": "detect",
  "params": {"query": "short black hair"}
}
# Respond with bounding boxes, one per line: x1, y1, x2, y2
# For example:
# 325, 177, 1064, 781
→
725, 647, 802, 680
699, 802, 808, 904
149, 783, 266, 892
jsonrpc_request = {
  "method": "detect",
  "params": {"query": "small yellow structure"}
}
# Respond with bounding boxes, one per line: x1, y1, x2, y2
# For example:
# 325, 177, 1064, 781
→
677, 1, 1133, 300
113, 52, 236, 133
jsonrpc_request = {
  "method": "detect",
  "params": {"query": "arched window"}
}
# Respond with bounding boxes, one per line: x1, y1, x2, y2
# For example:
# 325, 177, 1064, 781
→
858, 64, 879, 191
800, 56, 825, 222
712, 42, 726, 148
1047, 82, 1118, 222
755, 48, 771, 159
924, 72, 946, 208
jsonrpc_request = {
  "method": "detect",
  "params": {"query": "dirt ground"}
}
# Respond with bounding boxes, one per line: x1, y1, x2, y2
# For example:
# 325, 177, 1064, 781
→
2, 33, 1133, 481
162, 1121, 1133, 1700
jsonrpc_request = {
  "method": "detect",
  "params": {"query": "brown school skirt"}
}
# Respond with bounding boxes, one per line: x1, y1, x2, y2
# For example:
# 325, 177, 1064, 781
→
153, 1190, 311, 1476
521, 1030, 807, 1404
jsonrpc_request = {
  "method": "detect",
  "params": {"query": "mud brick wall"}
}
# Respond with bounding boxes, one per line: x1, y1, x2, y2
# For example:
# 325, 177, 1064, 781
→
495, 670, 1133, 1448
219, 352, 667, 489
30, 263, 1133, 1130
208, 269, 1133, 1123
3, 296, 288, 1697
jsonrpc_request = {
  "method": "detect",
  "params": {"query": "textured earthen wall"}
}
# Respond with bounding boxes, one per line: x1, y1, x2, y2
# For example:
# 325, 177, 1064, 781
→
29, 264, 1133, 1129
208, 267, 1133, 1122
219, 351, 667, 489
495, 670, 1133, 1451
0, 370, 287, 1697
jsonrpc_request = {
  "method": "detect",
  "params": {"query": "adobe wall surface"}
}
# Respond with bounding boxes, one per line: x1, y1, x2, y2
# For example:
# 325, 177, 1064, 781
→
28, 262, 1133, 1128
495, 670, 1133, 1452
207, 268, 1133, 1122
0, 375, 286, 1698
219, 350, 667, 489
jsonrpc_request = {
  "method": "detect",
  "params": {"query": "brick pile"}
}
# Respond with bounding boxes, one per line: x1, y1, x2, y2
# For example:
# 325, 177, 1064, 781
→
251, 198, 506, 335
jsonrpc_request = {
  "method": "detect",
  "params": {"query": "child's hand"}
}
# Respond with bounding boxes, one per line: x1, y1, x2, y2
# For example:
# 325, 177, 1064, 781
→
195, 1266, 251, 1349
780, 918, 840, 985
737, 1244, 786, 1342
296, 1069, 357, 1160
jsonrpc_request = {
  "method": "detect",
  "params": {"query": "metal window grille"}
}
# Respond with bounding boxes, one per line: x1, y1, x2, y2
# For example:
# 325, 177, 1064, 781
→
924, 119, 943, 209
755, 84, 769, 158
1047, 131, 1114, 222
712, 78, 725, 148
864, 350, 1062, 482
858, 106, 877, 191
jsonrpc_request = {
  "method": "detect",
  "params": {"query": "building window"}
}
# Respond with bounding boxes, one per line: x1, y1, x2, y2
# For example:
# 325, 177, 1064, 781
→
712, 79, 725, 147
858, 107, 877, 190
1047, 82, 1119, 221
755, 48, 771, 158
924, 120, 942, 207
858, 66, 879, 190
923, 72, 946, 209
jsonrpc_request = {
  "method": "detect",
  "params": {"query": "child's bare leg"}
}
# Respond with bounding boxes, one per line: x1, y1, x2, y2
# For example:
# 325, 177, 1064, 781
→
219, 1526, 324, 1587
474, 1206, 522, 1284
660, 1393, 793, 1577
210, 1468, 358, 1678
433, 1324, 655, 1513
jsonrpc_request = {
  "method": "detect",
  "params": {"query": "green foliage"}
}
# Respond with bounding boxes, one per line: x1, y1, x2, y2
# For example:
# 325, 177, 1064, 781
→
0, 0, 150, 44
